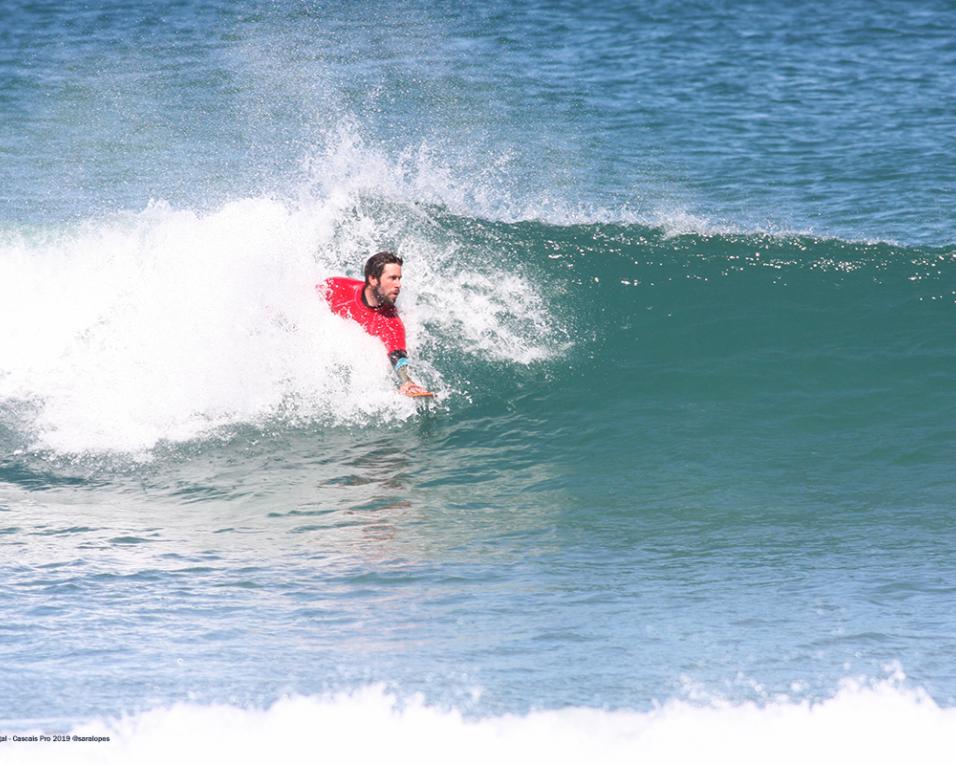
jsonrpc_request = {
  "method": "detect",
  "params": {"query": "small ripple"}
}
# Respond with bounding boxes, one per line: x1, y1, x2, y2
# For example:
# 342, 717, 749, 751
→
89, 570, 165, 583
34, 526, 98, 537
198, 628, 244, 641
350, 498, 412, 512
36, 560, 85, 569
267, 507, 335, 518
213, 580, 263, 590
807, 631, 893, 649
0, 463, 100, 491
167, 482, 233, 502
322, 474, 375, 487
26, 605, 64, 617
869, 581, 956, 601
25, 579, 84, 594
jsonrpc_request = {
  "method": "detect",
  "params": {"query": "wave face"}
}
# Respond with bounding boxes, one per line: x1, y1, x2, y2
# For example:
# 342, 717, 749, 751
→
4, 197, 954, 458
3, 0, 956, 752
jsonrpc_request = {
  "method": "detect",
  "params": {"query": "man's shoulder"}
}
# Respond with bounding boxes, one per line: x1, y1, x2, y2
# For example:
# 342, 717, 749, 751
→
322, 276, 363, 291
319, 277, 363, 303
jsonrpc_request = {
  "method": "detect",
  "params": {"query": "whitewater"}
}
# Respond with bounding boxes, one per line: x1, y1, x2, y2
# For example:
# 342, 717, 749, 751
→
6, 680, 956, 765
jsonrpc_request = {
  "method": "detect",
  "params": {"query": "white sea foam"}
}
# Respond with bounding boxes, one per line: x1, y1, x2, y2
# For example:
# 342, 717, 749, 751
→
5, 681, 956, 765
296, 121, 857, 247
298, 122, 691, 230
0, 181, 563, 454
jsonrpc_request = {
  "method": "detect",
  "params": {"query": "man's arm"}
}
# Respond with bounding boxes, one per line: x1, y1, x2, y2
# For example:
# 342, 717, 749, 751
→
388, 350, 429, 396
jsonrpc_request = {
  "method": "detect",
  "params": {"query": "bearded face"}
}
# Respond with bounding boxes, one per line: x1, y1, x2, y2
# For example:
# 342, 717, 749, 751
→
369, 262, 402, 306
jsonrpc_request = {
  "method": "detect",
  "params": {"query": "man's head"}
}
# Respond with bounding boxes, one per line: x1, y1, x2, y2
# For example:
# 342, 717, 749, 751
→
364, 251, 404, 306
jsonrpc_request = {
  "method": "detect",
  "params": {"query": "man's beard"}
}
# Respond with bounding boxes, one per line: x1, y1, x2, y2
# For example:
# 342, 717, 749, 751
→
373, 285, 395, 306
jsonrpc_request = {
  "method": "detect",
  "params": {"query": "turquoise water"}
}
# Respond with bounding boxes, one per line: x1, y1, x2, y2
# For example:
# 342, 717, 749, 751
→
2, 0, 956, 758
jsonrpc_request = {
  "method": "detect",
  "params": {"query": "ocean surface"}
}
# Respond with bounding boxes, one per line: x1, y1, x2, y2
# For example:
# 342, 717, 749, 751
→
2, 0, 956, 761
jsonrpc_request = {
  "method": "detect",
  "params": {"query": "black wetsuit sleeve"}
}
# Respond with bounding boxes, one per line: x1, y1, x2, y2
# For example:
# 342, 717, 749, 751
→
387, 349, 408, 367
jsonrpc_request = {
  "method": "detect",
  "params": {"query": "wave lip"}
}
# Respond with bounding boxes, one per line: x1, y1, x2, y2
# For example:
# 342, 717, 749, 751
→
5, 679, 955, 765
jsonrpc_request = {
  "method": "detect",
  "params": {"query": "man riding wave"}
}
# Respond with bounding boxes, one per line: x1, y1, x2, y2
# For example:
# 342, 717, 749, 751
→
319, 251, 431, 397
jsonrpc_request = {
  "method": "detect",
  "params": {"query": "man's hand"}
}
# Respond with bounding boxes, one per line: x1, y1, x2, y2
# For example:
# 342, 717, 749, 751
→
399, 381, 431, 397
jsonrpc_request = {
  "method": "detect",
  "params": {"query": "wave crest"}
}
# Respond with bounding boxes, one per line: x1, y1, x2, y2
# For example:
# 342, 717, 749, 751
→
0, 192, 564, 454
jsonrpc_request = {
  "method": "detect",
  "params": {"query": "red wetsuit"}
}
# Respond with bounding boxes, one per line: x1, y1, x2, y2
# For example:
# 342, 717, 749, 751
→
319, 277, 408, 366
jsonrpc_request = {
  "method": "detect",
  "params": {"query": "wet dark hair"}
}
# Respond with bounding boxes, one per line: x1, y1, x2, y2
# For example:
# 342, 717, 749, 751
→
364, 251, 403, 284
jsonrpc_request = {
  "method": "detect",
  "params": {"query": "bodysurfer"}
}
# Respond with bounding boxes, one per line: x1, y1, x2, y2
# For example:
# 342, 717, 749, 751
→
319, 251, 432, 397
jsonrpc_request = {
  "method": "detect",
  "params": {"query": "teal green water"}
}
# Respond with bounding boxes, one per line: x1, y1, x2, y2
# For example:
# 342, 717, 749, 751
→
2, 0, 956, 733
3, 222, 955, 723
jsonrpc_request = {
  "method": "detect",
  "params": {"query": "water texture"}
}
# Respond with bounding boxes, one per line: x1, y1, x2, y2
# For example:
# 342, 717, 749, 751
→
1, 0, 955, 758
